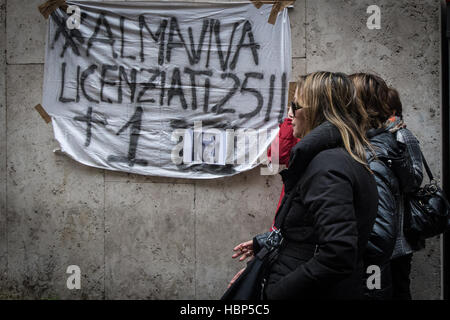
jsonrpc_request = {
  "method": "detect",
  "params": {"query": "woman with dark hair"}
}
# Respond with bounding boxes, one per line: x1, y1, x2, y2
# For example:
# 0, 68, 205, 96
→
259, 71, 378, 299
386, 87, 424, 300
350, 73, 421, 300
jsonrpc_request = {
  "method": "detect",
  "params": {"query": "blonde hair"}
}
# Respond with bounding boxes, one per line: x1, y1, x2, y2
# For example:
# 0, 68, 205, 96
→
297, 71, 372, 167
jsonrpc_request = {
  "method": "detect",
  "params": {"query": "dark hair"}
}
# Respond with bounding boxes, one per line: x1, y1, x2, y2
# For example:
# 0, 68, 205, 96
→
349, 73, 392, 129
387, 87, 403, 119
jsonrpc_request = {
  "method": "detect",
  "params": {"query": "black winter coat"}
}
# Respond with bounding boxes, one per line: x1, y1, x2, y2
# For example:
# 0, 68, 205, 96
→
264, 122, 378, 300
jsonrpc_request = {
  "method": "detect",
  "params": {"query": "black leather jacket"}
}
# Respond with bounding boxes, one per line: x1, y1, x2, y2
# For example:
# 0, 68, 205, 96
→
363, 127, 416, 299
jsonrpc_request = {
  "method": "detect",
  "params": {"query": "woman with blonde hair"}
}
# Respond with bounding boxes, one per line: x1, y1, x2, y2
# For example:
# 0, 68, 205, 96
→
260, 71, 378, 299
230, 76, 306, 267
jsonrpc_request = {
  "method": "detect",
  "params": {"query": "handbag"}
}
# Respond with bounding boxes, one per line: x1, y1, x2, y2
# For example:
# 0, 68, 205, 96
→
404, 150, 450, 243
220, 181, 299, 300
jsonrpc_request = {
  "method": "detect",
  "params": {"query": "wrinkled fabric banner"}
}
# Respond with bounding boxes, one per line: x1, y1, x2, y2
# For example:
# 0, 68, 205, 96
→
42, 0, 291, 179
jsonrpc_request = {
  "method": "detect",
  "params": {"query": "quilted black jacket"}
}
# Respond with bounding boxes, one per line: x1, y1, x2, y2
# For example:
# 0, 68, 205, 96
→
363, 127, 417, 299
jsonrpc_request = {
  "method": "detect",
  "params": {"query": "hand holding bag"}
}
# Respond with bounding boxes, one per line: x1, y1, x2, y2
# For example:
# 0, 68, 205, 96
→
404, 151, 450, 243
220, 182, 299, 300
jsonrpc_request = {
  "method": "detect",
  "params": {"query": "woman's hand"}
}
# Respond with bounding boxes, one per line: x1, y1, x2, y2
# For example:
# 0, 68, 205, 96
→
228, 268, 246, 288
227, 241, 253, 288
232, 240, 254, 261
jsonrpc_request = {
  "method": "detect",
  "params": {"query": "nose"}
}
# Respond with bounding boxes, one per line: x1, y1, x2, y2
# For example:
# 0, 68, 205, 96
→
288, 107, 294, 119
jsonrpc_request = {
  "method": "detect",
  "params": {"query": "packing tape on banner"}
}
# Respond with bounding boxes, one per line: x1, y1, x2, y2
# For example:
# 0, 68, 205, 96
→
268, 1, 295, 25
250, 0, 264, 9
38, 0, 68, 19
34, 104, 52, 124
250, 1, 296, 25
268, 1, 283, 24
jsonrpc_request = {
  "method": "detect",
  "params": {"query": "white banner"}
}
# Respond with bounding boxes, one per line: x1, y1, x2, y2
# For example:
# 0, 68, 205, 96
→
42, 0, 291, 179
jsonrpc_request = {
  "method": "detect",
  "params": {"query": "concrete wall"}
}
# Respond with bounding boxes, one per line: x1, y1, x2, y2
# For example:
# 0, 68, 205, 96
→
0, 0, 442, 299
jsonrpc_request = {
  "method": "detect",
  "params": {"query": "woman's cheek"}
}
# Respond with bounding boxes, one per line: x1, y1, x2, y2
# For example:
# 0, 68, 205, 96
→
292, 121, 301, 139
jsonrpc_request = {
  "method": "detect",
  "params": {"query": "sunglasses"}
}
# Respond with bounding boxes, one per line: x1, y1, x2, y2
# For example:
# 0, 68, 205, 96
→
290, 101, 304, 116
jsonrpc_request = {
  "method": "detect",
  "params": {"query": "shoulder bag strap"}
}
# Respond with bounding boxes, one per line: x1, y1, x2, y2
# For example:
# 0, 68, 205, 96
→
420, 149, 434, 182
